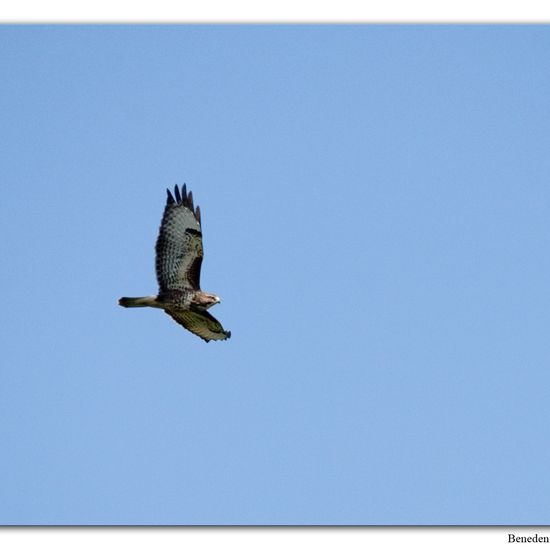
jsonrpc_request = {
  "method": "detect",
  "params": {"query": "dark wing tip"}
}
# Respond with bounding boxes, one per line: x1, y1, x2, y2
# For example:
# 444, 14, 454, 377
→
206, 330, 231, 343
167, 183, 201, 224
204, 332, 231, 343
181, 183, 201, 224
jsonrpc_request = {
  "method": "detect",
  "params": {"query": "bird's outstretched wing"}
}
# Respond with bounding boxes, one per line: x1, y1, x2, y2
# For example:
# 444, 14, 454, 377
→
165, 309, 232, 342
155, 184, 203, 292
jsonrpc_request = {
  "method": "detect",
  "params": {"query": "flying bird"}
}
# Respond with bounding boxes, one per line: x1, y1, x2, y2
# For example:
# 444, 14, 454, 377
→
119, 184, 231, 342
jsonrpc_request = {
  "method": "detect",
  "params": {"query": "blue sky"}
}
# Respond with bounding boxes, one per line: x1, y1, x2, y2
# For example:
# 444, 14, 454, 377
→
1, 25, 550, 525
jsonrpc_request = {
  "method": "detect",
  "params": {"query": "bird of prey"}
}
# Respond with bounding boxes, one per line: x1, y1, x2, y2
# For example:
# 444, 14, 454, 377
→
119, 184, 231, 342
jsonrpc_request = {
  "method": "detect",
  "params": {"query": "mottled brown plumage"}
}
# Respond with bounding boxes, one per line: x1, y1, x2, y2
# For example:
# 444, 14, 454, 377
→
118, 184, 231, 342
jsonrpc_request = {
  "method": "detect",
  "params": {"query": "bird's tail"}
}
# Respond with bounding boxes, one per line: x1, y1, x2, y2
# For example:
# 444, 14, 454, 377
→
118, 296, 157, 308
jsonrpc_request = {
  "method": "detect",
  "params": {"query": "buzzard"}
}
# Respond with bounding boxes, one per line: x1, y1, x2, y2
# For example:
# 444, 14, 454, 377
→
119, 184, 231, 342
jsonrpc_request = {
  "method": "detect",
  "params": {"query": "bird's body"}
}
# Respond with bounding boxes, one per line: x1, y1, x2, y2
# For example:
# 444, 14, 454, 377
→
118, 184, 231, 342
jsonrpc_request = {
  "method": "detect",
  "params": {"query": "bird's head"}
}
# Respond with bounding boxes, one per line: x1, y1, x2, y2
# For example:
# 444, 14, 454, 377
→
196, 292, 221, 310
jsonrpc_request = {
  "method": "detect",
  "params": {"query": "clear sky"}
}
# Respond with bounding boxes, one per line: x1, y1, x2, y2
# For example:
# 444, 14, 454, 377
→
1, 25, 550, 525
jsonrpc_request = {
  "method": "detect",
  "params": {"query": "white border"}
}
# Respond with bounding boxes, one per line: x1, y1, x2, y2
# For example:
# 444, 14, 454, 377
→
2, 0, 550, 22
2, 527, 550, 550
